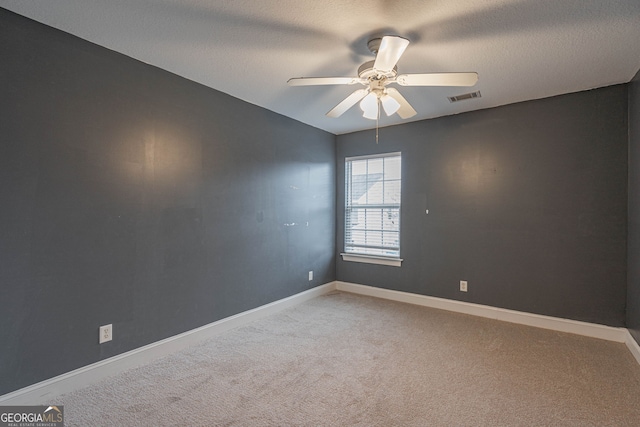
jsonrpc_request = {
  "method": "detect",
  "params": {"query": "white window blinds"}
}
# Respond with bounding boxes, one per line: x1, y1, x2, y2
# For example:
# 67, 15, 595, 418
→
344, 152, 401, 258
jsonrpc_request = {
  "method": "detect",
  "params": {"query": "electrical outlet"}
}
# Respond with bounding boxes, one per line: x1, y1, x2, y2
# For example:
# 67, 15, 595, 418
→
99, 324, 112, 344
308, 271, 313, 281
460, 280, 468, 292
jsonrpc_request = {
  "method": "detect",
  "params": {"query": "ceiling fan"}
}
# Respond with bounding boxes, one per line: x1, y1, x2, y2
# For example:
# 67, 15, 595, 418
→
288, 36, 478, 120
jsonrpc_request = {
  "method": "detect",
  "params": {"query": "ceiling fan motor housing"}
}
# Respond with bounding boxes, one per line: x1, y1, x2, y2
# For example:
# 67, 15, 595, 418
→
358, 60, 398, 80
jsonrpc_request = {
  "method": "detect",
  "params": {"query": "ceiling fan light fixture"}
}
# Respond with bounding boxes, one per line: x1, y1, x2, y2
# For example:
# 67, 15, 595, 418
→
381, 94, 401, 116
362, 106, 379, 120
360, 92, 378, 120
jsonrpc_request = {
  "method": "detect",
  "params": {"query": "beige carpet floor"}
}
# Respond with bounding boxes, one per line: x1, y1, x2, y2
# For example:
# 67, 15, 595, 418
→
54, 292, 640, 426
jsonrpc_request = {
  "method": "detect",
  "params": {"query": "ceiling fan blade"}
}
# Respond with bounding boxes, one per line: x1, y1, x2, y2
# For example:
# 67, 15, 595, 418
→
288, 77, 361, 86
373, 36, 410, 73
326, 89, 369, 118
396, 72, 478, 87
385, 88, 417, 119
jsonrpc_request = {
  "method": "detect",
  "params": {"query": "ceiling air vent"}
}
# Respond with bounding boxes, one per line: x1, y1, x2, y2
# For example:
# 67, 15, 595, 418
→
448, 91, 481, 103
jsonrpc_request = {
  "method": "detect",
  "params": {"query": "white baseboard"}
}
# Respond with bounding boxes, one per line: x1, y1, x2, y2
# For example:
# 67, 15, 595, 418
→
0, 282, 337, 405
4, 280, 638, 404
335, 281, 629, 343
626, 330, 640, 366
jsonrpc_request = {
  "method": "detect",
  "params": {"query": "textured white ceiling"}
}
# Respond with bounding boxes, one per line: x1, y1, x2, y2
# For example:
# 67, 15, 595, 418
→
3, 0, 640, 134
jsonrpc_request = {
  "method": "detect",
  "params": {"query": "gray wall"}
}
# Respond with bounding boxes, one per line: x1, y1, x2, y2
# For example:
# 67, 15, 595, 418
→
336, 86, 628, 327
0, 8, 336, 395
628, 68, 640, 344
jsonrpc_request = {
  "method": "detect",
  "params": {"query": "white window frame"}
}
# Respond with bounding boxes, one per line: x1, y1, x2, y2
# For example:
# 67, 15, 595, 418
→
341, 152, 403, 267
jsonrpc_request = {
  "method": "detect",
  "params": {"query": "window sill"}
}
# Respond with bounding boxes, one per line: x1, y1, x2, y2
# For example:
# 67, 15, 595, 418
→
340, 253, 403, 267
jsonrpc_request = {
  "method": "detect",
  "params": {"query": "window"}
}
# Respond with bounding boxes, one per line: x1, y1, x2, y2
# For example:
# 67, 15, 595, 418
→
343, 152, 402, 266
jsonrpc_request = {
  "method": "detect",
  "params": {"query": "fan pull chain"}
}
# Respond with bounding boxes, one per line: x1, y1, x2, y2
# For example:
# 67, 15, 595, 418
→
376, 98, 380, 144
